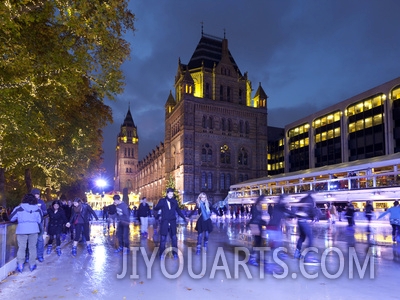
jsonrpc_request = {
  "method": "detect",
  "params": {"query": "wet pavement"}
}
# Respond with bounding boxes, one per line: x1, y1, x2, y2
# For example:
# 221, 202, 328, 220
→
0, 216, 398, 300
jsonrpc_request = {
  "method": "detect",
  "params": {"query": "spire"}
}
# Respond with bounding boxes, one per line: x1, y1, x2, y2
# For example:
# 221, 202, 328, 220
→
254, 82, 268, 100
165, 90, 176, 107
122, 107, 136, 128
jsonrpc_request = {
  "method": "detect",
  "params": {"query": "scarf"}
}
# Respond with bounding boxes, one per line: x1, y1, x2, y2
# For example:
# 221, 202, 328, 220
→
200, 202, 210, 221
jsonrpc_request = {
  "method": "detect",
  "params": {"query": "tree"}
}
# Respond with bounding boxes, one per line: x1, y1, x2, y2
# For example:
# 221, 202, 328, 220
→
164, 175, 184, 209
0, 1, 135, 205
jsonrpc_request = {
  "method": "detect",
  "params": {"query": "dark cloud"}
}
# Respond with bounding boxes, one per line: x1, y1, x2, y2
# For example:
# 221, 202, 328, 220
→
101, 0, 400, 177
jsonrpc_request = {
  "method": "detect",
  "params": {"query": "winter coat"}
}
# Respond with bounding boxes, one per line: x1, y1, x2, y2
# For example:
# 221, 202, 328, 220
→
378, 205, 400, 224
116, 202, 130, 223
70, 204, 98, 225
47, 207, 68, 235
10, 203, 42, 234
137, 203, 151, 218
153, 197, 186, 235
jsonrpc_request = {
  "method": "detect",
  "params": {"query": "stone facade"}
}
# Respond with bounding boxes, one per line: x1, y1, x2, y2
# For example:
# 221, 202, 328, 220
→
114, 33, 268, 206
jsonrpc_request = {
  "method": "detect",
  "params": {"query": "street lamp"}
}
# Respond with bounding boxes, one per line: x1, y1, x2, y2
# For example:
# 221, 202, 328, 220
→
96, 179, 107, 209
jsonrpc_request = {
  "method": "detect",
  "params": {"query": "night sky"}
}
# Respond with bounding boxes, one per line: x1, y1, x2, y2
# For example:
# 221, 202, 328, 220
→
100, 0, 400, 183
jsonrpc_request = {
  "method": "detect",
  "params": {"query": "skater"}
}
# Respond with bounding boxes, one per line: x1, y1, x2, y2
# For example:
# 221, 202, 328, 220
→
46, 200, 67, 256
153, 188, 188, 259
113, 195, 131, 254
247, 195, 267, 266
377, 200, 400, 242
65, 198, 98, 256
293, 193, 319, 263
188, 192, 216, 255
10, 194, 42, 272
137, 197, 151, 237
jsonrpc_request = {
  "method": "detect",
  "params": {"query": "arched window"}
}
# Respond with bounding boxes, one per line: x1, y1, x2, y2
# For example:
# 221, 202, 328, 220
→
238, 147, 248, 165
226, 173, 231, 188
208, 116, 213, 129
228, 119, 233, 132
202, 144, 212, 163
220, 144, 231, 164
221, 118, 226, 131
207, 172, 213, 190
201, 148, 207, 162
202, 116, 207, 129
220, 173, 225, 190
245, 121, 250, 134
201, 172, 207, 189
239, 120, 244, 133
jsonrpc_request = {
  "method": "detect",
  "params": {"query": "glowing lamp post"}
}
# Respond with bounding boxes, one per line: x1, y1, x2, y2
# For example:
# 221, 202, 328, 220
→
96, 179, 107, 209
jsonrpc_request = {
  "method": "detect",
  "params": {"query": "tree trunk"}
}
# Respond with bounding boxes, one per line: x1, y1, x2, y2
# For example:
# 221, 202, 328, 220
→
25, 168, 32, 193
0, 168, 5, 208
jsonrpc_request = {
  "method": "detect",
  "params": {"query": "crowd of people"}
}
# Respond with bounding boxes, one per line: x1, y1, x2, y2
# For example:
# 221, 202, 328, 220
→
5, 187, 400, 273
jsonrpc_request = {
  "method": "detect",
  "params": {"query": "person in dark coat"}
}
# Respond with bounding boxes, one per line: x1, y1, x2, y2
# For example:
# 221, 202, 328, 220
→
188, 192, 216, 255
66, 198, 98, 256
248, 195, 267, 266
137, 197, 151, 237
113, 195, 131, 254
46, 200, 67, 256
153, 188, 188, 259
293, 192, 319, 263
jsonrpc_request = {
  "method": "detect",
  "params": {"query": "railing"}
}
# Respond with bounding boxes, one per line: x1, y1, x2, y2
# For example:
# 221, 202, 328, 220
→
0, 222, 17, 268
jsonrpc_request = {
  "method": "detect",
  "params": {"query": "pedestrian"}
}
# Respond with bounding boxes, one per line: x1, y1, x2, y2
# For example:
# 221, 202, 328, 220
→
65, 198, 98, 256
46, 200, 68, 256
113, 195, 131, 254
345, 202, 356, 227
324, 203, 331, 223
107, 202, 117, 230
62, 199, 73, 240
137, 197, 151, 237
102, 205, 108, 221
153, 188, 188, 259
330, 203, 337, 224
10, 193, 42, 272
293, 193, 319, 263
267, 203, 274, 223
377, 200, 400, 242
188, 192, 216, 255
31, 188, 47, 262
247, 195, 267, 266
365, 201, 374, 224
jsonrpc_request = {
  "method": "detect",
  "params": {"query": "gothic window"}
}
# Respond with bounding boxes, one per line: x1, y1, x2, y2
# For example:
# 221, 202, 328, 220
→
201, 172, 207, 189
208, 116, 213, 129
202, 144, 212, 163
221, 118, 226, 131
239, 174, 243, 182
245, 121, 250, 134
220, 85, 223, 101
227, 87, 231, 102
207, 172, 213, 190
226, 173, 231, 188
205, 83, 210, 98
201, 148, 207, 162
239, 89, 243, 105
202, 115, 207, 129
238, 147, 248, 165
220, 173, 225, 190
220, 144, 231, 164
239, 120, 244, 133
228, 119, 233, 132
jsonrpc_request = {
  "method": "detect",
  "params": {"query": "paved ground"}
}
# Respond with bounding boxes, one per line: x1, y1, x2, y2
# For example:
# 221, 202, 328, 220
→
0, 217, 398, 300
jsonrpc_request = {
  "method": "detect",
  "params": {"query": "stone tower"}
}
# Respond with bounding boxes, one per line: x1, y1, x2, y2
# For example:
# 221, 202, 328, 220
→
114, 108, 139, 193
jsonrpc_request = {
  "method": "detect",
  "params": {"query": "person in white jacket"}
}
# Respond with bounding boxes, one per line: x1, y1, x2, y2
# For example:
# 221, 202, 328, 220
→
10, 193, 43, 272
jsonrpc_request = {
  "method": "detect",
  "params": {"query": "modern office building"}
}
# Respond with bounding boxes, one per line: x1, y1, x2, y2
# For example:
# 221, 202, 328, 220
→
285, 76, 400, 173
